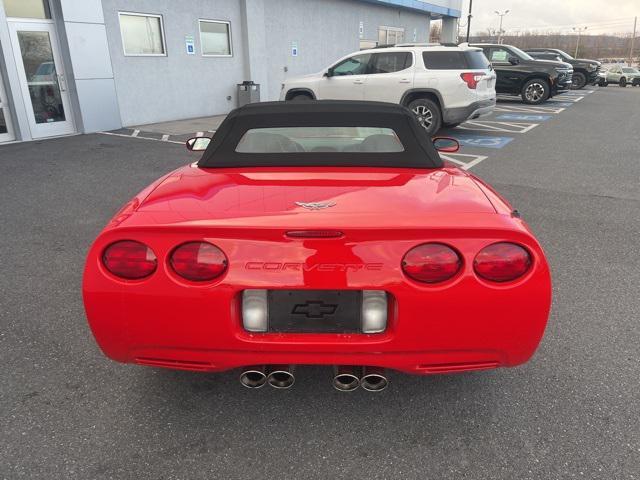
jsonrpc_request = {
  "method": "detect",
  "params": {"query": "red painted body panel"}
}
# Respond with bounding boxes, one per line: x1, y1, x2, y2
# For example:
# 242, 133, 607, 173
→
83, 164, 552, 374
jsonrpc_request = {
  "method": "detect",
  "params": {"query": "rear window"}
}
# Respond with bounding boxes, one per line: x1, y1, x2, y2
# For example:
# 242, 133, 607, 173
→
465, 50, 491, 69
422, 50, 489, 70
370, 52, 412, 74
235, 127, 404, 153
422, 51, 466, 69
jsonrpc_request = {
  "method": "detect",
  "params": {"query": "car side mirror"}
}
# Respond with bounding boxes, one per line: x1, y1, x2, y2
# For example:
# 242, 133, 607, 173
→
324, 67, 334, 77
508, 56, 519, 65
433, 137, 460, 153
186, 137, 211, 151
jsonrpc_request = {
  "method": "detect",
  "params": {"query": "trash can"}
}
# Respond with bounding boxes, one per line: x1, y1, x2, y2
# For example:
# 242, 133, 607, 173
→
237, 81, 260, 107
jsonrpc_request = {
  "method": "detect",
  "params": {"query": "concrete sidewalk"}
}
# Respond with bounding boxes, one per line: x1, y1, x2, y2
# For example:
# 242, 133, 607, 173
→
103, 114, 228, 143
130, 114, 227, 136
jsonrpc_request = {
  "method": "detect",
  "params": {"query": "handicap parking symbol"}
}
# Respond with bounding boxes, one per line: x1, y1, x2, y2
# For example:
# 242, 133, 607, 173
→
545, 101, 574, 107
496, 114, 552, 122
454, 135, 514, 149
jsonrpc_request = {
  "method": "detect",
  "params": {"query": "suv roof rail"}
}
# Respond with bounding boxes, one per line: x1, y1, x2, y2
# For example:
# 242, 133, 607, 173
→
394, 42, 443, 47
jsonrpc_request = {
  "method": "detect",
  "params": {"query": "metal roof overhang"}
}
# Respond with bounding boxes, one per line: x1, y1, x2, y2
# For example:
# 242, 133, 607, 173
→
356, 0, 462, 18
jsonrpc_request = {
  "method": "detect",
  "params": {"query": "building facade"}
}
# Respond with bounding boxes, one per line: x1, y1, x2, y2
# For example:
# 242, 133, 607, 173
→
0, 0, 462, 143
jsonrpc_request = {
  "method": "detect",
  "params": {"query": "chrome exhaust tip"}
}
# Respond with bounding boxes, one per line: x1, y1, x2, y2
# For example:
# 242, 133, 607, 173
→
333, 366, 360, 392
239, 366, 267, 389
267, 366, 295, 389
360, 367, 388, 392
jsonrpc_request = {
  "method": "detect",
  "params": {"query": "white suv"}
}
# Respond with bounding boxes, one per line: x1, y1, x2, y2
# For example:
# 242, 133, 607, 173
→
280, 43, 497, 135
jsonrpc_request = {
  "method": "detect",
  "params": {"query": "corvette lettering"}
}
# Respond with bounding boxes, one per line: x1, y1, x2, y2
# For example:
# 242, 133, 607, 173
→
245, 262, 383, 272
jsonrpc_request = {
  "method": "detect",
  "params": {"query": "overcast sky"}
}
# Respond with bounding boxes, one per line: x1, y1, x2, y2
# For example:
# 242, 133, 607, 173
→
459, 0, 639, 36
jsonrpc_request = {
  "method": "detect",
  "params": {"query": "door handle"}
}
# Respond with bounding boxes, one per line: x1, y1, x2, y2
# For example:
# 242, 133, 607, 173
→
57, 74, 67, 92
353, 79, 364, 84
399, 79, 411, 83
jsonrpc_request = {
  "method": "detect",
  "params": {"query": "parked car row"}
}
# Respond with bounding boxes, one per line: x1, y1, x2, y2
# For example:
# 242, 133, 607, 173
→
596, 65, 640, 87
280, 42, 602, 135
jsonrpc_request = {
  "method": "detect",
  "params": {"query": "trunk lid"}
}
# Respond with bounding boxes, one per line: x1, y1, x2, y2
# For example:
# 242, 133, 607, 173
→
133, 165, 496, 228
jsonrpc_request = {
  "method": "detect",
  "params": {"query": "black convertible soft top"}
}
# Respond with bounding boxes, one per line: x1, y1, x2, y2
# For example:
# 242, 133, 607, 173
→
197, 100, 443, 169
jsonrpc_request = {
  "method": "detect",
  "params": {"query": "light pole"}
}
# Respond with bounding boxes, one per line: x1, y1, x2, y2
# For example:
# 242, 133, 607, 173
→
629, 16, 637, 66
465, 0, 473, 43
573, 26, 588, 57
495, 10, 509, 44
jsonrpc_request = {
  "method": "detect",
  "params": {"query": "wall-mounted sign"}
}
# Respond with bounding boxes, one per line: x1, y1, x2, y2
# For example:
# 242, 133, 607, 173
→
185, 35, 195, 55
359, 21, 364, 39
291, 41, 298, 57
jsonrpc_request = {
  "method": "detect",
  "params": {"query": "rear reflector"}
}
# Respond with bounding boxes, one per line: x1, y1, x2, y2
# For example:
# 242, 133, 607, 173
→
102, 240, 157, 280
242, 289, 268, 332
170, 242, 227, 282
402, 243, 462, 283
286, 230, 344, 238
474, 242, 531, 282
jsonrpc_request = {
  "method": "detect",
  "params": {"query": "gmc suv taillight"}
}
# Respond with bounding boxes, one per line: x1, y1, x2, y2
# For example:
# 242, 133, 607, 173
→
474, 242, 531, 282
102, 240, 157, 280
170, 241, 227, 282
402, 243, 462, 283
461, 72, 483, 89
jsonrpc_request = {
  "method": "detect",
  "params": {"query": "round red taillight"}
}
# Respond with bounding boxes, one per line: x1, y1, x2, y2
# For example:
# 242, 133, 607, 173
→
474, 242, 531, 282
102, 240, 157, 280
170, 242, 227, 282
401, 243, 462, 283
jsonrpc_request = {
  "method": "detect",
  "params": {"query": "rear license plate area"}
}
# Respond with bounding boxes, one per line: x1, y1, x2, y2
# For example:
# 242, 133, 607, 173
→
268, 290, 361, 333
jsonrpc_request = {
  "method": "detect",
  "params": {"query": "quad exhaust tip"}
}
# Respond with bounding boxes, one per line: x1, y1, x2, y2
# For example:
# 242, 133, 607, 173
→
239, 366, 268, 389
333, 366, 361, 391
360, 367, 389, 392
267, 366, 295, 389
241, 365, 387, 391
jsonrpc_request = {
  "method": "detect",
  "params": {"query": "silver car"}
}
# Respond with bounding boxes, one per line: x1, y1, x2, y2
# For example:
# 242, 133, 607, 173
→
602, 65, 640, 87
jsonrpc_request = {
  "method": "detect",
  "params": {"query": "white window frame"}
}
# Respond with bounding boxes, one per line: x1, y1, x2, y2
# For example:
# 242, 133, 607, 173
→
198, 19, 233, 57
118, 11, 167, 57
378, 26, 405, 45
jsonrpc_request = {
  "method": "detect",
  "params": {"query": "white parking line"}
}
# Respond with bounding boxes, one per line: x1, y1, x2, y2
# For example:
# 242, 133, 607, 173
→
98, 131, 183, 144
495, 104, 566, 114
131, 129, 140, 137
440, 152, 489, 170
161, 134, 170, 141
457, 120, 539, 134
549, 95, 584, 102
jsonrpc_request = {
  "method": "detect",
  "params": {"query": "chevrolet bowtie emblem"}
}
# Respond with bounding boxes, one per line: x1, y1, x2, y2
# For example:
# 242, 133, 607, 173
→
295, 201, 336, 210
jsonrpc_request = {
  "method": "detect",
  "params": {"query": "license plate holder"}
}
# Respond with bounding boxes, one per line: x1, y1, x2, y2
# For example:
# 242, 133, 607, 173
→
268, 290, 361, 333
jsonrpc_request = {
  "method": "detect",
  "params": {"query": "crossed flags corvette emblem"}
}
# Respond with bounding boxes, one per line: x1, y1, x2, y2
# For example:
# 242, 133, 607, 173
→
294, 201, 336, 210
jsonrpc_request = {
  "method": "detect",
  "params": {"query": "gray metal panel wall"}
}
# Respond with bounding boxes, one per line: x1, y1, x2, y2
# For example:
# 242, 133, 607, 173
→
101, 0, 246, 127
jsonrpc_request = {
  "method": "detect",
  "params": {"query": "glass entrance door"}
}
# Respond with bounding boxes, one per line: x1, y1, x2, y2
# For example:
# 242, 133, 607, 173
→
0, 64, 15, 143
8, 21, 75, 138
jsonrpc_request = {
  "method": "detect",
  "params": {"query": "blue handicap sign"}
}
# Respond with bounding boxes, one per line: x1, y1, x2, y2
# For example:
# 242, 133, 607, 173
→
496, 114, 552, 121
454, 135, 514, 149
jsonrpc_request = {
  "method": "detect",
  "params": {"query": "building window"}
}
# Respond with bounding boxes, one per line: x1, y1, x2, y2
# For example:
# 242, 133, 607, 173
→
378, 26, 405, 45
199, 20, 232, 57
118, 12, 166, 56
359, 40, 378, 50
4, 0, 51, 19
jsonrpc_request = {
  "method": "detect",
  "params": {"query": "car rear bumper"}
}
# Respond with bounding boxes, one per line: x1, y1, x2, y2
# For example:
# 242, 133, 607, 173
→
443, 97, 496, 125
130, 347, 505, 374
84, 245, 551, 376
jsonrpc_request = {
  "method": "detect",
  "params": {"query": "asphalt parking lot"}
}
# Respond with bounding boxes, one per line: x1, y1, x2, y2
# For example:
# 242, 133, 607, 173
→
1, 86, 639, 480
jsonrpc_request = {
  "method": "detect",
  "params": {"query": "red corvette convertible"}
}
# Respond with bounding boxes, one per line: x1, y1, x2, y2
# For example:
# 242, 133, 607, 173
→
83, 101, 551, 391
